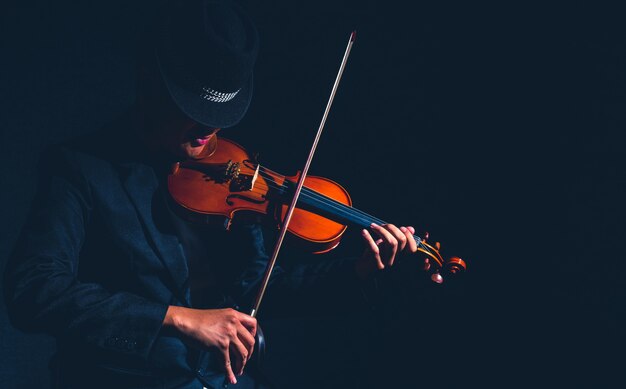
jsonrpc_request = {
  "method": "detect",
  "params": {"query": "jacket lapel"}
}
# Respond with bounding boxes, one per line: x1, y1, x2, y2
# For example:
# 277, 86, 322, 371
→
120, 162, 191, 307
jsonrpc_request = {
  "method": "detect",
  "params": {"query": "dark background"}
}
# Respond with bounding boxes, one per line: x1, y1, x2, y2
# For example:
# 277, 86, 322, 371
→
2, 0, 625, 388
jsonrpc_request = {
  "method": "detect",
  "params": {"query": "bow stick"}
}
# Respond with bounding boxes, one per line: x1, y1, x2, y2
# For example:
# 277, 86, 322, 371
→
250, 31, 357, 318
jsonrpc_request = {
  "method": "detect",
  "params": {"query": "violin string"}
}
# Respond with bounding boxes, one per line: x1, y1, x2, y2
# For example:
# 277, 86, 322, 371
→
253, 166, 428, 250
255, 168, 383, 226
256, 165, 411, 228
254, 165, 385, 223
253, 166, 420, 233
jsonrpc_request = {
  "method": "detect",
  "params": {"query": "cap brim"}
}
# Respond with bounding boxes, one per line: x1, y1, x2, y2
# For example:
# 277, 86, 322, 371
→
156, 53, 253, 129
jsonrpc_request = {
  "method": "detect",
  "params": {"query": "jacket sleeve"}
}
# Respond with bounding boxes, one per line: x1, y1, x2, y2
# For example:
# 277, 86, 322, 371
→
3, 148, 168, 360
226, 220, 377, 317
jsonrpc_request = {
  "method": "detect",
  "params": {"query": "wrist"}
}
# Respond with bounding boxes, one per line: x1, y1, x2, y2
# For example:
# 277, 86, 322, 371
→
163, 305, 185, 329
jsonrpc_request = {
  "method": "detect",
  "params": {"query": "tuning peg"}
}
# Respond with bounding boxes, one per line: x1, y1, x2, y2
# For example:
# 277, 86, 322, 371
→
424, 231, 429, 241
435, 241, 441, 250
422, 258, 431, 271
431, 271, 443, 284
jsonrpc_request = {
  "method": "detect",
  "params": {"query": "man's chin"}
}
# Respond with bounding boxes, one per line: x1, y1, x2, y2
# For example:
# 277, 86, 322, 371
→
181, 143, 209, 160
190, 138, 210, 147
182, 134, 217, 160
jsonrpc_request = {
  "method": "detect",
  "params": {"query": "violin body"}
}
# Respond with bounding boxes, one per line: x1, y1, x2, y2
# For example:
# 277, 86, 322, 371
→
168, 137, 352, 253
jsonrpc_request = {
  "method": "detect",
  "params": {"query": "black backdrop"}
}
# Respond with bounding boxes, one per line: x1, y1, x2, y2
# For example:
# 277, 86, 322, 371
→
2, 1, 625, 388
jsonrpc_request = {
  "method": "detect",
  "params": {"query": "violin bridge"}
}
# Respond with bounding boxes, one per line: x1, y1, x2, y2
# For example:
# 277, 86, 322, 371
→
250, 164, 260, 190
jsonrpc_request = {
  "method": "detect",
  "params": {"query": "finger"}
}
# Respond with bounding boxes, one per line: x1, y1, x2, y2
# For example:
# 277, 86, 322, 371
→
362, 229, 384, 269
370, 223, 395, 245
401, 226, 418, 253
384, 224, 407, 253
237, 322, 256, 359
408, 226, 415, 234
230, 337, 249, 376
236, 312, 257, 337
370, 223, 398, 266
222, 345, 237, 385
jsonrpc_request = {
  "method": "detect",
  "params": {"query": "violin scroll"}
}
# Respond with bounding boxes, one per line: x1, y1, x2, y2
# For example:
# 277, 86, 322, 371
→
445, 256, 467, 274
418, 232, 467, 284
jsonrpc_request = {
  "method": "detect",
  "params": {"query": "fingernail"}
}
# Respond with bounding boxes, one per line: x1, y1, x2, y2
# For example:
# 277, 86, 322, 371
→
400, 226, 407, 232
362, 229, 367, 235
371, 223, 378, 228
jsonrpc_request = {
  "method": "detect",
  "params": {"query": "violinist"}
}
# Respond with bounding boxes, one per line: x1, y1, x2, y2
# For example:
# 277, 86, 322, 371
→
3, 1, 422, 388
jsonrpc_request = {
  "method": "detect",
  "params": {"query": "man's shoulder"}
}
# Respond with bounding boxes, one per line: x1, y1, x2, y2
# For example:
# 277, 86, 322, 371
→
37, 109, 144, 186
45, 109, 140, 169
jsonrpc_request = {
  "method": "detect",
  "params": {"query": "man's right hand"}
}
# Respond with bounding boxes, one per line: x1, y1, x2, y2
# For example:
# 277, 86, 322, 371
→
163, 306, 257, 385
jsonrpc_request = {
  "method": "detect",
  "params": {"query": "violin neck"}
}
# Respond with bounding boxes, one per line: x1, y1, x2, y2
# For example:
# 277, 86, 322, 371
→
298, 190, 376, 228
291, 185, 422, 244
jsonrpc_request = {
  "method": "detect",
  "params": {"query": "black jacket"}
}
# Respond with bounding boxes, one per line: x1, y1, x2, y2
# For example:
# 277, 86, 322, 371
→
4, 110, 365, 388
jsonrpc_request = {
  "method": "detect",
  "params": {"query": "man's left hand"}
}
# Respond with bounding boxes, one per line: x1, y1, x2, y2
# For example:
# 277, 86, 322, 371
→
355, 223, 418, 280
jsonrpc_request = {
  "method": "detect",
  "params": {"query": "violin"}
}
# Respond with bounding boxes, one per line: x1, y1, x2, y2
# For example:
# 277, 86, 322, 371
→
167, 136, 467, 282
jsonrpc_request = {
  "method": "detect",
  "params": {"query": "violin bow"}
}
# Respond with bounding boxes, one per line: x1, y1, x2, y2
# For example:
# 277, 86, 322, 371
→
250, 31, 357, 318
